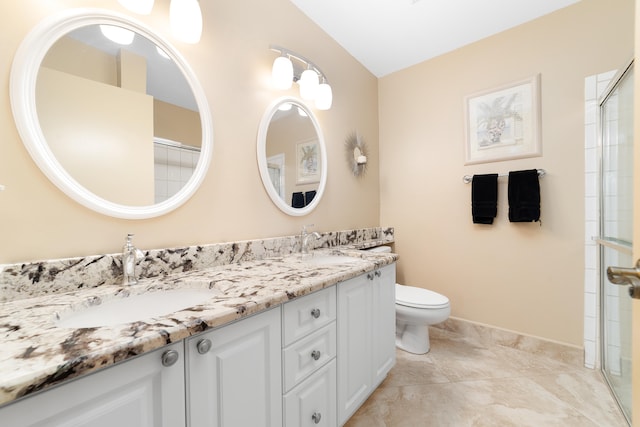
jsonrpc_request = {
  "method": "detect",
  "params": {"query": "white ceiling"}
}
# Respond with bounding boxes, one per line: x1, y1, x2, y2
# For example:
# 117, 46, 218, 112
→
289, 0, 581, 77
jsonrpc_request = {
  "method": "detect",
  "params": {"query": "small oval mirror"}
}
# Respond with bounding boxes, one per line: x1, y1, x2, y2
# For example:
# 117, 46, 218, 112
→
257, 97, 327, 216
10, 9, 213, 219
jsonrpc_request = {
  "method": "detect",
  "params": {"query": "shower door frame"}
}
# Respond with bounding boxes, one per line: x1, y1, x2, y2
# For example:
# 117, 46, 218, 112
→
596, 59, 634, 426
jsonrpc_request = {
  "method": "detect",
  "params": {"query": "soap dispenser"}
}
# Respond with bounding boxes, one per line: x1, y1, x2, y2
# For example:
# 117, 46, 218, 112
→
123, 233, 143, 285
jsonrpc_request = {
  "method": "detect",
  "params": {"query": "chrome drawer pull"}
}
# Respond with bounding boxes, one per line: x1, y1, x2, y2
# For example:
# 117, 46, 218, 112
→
311, 350, 321, 361
311, 412, 322, 424
161, 350, 179, 367
310, 308, 321, 318
197, 338, 212, 355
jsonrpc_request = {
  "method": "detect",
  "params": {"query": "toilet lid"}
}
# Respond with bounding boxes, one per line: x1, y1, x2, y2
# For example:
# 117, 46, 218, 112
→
395, 284, 449, 309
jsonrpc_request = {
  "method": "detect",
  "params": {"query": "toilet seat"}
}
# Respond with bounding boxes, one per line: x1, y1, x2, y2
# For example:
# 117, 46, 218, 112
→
395, 284, 449, 309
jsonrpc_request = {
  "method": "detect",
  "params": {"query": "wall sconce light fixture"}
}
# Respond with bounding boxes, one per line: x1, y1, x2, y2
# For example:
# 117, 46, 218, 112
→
345, 131, 368, 177
270, 45, 332, 110
117, 0, 202, 44
170, 0, 203, 44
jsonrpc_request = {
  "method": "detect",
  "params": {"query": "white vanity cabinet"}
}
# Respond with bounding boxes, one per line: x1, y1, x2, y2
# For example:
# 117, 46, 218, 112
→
337, 263, 396, 426
282, 286, 337, 427
0, 261, 396, 427
372, 264, 397, 386
185, 307, 282, 427
1, 341, 186, 427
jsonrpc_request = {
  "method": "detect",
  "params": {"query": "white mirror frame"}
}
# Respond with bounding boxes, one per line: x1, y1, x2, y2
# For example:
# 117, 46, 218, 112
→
10, 8, 213, 219
257, 97, 327, 216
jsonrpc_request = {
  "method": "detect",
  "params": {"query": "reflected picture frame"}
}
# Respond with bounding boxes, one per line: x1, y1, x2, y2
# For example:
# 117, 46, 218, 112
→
296, 139, 320, 184
464, 74, 541, 165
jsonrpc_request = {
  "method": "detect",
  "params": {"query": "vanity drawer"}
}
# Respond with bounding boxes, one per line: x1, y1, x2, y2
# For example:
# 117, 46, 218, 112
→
283, 322, 336, 392
283, 286, 336, 346
284, 359, 336, 427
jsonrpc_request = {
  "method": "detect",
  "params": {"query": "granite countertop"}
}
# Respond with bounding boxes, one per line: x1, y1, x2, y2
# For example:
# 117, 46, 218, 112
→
0, 248, 397, 407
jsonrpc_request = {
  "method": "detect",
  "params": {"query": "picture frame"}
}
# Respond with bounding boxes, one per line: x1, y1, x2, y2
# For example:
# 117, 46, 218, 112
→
464, 74, 541, 165
296, 139, 320, 184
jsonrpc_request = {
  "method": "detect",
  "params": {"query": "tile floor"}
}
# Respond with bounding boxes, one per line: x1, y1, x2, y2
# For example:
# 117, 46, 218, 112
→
345, 327, 628, 427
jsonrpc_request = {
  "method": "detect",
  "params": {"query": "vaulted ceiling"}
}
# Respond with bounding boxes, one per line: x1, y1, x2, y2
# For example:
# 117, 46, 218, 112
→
289, 0, 581, 77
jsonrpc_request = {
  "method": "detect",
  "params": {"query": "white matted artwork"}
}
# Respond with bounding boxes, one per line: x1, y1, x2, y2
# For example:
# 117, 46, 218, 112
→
464, 74, 541, 165
296, 139, 320, 184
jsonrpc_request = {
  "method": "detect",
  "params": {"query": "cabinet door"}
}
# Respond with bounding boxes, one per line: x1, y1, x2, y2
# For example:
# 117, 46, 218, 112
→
1, 342, 186, 427
284, 359, 336, 427
187, 307, 282, 427
337, 274, 372, 426
372, 263, 396, 387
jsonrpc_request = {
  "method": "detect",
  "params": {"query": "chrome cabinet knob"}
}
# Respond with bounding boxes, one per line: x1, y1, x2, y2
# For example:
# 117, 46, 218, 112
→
375, 270, 382, 277
367, 273, 374, 280
197, 338, 212, 355
311, 308, 321, 319
311, 350, 321, 361
161, 349, 179, 367
311, 412, 322, 424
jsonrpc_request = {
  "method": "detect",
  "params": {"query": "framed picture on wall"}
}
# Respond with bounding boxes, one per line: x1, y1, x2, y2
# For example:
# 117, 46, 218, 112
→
296, 139, 320, 184
464, 74, 541, 165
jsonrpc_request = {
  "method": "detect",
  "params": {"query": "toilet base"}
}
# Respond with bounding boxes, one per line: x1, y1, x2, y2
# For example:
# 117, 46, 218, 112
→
395, 322, 430, 354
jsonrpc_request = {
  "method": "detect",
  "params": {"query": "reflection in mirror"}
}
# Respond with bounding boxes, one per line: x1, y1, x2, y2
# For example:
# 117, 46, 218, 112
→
38, 24, 201, 206
10, 9, 213, 219
257, 97, 327, 216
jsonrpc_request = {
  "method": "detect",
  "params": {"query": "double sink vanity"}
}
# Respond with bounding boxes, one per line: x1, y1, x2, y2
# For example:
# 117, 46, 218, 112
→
0, 230, 397, 427
3, 6, 396, 426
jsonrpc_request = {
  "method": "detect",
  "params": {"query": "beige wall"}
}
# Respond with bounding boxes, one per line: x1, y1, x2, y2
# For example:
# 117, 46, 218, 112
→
0, 0, 380, 263
153, 99, 201, 147
37, 67, 155, 205
380, 0, 634, 347
43, 35, 117, 86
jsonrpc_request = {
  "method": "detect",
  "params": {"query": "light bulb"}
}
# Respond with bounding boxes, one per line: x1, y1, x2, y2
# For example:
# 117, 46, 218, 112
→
170, 0, 203, 44
272, 56, 293, 90
299, 69, 319, 100
118, 0, 154, 15
315, 82, 333, 110
100, 25, 135, 45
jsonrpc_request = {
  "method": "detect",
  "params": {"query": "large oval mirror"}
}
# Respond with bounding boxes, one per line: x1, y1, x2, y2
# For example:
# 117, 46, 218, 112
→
257, 97, 327, 216
10, 9, 213, 219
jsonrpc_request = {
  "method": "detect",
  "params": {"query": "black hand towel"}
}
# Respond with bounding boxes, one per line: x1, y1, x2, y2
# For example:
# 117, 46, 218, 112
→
292, 192, 305, 208
471, 174, 498, 224
304, 190, 317, 206
508, 169, 540, 222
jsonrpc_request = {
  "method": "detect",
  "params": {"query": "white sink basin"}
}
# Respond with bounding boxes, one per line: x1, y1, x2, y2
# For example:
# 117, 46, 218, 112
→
56, 289, 218, 328
302, 254, 361, 266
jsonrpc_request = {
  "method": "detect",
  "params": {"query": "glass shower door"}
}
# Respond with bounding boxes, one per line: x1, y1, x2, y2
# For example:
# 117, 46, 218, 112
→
599, 61, 634, 424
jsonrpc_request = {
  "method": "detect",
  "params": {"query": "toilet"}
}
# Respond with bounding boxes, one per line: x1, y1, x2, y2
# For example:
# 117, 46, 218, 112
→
367, 246, 451, 354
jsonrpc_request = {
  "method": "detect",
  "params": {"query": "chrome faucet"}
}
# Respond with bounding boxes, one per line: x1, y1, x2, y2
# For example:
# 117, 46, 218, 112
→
301, 224, 321, 255
122, 234, 145, 285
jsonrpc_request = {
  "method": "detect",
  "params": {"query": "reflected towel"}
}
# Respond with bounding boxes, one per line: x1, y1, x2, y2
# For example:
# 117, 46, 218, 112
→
471, 174, 498, 224
305, 190, 317, 206
292, 192, 305, 208
508, 169, 540, 222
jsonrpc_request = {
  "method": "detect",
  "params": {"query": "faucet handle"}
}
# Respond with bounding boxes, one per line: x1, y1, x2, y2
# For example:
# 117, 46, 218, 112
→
302, 224, 315, 234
